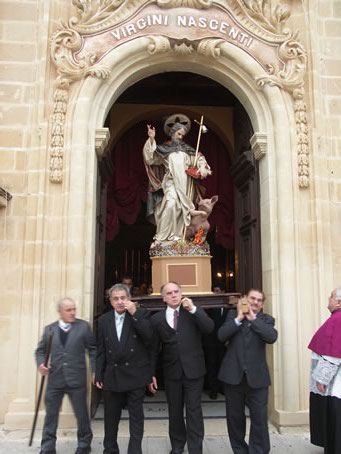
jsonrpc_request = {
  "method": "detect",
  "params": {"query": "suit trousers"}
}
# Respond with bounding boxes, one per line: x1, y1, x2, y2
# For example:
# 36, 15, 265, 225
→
103, 387, 145, 454
224, 376, 270, 454
41, 384, 92, 451
165, 375, 204, 454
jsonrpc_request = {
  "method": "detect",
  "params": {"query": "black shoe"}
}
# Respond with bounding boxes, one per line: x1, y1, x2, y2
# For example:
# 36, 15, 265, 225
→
169, 450, 184, 454
209, 391, 218, 400
75, 448, 91, 454
39, 451, 56, 454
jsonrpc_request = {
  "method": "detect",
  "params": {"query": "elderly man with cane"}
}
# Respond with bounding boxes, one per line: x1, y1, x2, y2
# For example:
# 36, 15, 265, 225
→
35, 297, 96, 454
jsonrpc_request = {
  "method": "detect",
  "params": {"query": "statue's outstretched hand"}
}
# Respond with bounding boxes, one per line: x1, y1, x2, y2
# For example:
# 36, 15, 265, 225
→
147, 124, 156, 142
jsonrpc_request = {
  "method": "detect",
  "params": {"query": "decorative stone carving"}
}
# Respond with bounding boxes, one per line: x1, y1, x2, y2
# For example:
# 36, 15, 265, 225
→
49, 23, 110, 183
50, 88, 67, 183
197, 38, 226, 58
294, 88, 309, 188
255, 36, 308, 187
50, 0, 309, 187
241, 0, 290, 35
174, 42, 194, 55
147, 35, 171, 55
250, 133, 268, 161
147, 37, 194, 55
95, 128, 111, 160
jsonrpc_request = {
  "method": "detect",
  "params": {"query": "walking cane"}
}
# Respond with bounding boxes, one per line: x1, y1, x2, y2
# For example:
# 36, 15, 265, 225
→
182, 115, 207, 241
29, 328, 54, 447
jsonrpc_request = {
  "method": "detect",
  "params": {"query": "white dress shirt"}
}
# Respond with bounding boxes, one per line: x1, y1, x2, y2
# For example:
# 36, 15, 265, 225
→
58, 320, 71, 332
165, 305, 197, 328
115, 311, 125, 340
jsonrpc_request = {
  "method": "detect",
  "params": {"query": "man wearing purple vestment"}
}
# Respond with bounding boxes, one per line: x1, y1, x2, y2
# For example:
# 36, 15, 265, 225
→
308, 287, 341, 454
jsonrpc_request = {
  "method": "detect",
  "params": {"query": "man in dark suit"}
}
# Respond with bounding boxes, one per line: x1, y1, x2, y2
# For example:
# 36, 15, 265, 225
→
218, 288, 278, 454
95, 283, 153, 454
149, 281, 214, 454
35, 297, 96, 454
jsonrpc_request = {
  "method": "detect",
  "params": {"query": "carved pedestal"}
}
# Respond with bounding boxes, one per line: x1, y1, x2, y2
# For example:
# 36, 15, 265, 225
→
151, 255, 212, 295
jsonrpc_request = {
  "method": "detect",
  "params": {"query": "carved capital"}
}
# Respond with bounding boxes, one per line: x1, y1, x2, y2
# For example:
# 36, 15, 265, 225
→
250, 133, 267, 161
95, 128, 111, 160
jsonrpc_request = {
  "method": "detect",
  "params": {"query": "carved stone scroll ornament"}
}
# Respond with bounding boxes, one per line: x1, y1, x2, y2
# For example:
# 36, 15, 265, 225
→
49, 24, 110, 183
147, 36, 195, 56
256, 35, 309, 188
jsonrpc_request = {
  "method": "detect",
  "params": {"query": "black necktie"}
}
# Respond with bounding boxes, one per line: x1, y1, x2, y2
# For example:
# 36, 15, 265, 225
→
173, 310, 179, 331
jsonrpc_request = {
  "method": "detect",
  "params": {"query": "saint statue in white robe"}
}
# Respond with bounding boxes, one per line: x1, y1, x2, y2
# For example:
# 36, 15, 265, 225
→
143, 121, 211, 246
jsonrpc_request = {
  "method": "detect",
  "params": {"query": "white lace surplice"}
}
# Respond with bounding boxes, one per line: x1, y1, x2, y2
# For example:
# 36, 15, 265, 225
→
310, 351, 341, 398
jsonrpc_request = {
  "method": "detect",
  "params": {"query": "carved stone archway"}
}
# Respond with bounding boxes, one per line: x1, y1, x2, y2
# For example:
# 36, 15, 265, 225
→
60, 34, 304, 425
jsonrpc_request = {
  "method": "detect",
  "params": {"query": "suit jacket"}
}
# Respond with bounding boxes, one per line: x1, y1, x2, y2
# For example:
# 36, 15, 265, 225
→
35, 319, 96, 389
95, 308, 153, 392
218, 309, 277, 388
151, 306, 214, 380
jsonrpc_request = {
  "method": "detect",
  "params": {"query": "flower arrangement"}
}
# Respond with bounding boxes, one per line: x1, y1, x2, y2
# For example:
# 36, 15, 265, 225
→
149, 239, 210, 257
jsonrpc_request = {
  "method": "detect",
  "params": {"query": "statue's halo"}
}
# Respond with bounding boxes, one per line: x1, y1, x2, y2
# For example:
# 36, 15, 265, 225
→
164, 113, 191, 137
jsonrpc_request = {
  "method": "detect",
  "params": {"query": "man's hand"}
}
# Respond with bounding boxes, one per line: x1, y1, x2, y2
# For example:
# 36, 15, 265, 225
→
38, 364, 49, 376
147, 124, 155, 144
245, 306, 256, 321
316, 381, 326, 393
181, 297, 194, 312
236, 299, 245, 322
95, 381, 104, 389
124, 300, 137, 316
148, 376, 158, 394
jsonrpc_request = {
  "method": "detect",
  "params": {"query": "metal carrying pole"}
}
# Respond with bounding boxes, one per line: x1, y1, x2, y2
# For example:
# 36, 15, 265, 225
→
29, 328, 54, 447
182, 115, 205, 241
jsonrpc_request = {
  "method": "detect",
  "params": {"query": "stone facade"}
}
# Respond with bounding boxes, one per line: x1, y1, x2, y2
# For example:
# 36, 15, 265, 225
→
0, 0, 340, 430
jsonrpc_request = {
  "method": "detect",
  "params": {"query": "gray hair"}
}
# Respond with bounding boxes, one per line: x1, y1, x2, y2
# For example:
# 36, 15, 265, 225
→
108, 283, 131, 298
57, 297, 76, 310
169, 123, 188, 139
334, 287, 341, 300
160, 281, 181, 296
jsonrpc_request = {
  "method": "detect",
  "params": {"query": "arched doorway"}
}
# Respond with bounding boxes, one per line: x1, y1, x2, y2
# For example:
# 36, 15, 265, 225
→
93, 72, 261, 317
65, 36, 300, 424
91, 71, 262, 420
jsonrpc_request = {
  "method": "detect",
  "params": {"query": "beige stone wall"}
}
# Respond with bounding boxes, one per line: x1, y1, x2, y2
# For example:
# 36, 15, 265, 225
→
0, 0, 77, 424
0, 0, 340, 429
0, 0, 43, 423
314, 0, 341, 285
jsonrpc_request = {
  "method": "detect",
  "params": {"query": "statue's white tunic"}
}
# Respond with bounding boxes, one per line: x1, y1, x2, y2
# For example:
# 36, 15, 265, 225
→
143, 138, 207, 242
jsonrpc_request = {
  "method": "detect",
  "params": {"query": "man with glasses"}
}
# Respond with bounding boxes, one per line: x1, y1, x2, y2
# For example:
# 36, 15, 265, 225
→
218, 288, 278, 454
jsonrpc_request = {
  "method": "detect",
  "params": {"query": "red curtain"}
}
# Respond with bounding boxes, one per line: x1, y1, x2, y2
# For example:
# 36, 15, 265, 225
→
106, 121, 234, 249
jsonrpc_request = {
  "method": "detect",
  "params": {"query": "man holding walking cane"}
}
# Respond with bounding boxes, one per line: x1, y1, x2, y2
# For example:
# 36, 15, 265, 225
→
35, 297, 96, 454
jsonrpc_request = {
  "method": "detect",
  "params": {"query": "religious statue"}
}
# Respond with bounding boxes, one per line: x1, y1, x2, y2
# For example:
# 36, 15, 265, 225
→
143, 114, 212, 248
